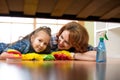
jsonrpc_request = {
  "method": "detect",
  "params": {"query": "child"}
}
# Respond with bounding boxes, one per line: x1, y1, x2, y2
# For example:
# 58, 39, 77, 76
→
0, 26, 51, 59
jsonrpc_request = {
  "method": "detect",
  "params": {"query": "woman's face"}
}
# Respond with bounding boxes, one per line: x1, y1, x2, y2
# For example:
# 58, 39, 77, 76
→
58, 30, 72, 50
31, 31, 50, 53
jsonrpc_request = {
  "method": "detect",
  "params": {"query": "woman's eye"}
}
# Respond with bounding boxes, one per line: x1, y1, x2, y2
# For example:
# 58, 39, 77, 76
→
65, 41, 69, 45
61, 35, 63, 39
60, 35, 69, 45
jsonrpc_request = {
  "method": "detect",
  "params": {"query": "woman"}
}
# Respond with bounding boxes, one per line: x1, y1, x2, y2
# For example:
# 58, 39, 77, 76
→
51, 22, 96, 61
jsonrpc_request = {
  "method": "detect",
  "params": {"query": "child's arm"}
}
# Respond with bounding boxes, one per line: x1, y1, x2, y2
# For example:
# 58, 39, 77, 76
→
0, 49, 22, 60
3, 39, 30, 54
0, 52, 14, 59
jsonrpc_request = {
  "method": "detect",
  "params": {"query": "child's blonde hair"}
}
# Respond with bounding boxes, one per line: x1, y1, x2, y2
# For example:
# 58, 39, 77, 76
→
23, 26, 51, 39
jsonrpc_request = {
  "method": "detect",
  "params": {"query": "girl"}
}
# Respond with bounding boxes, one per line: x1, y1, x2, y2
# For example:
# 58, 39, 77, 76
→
0, 26, 51, 59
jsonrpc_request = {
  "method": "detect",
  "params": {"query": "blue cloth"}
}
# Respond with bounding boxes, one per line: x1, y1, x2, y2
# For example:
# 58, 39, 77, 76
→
50, 34, 96, 52
50, 34, 58, 52
0, 43, 8, 53
0, 39, 30, 54
0, 39, 51, 54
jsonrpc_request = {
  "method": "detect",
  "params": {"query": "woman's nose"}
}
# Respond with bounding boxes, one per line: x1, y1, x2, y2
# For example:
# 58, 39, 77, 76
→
59, 39, 64, 44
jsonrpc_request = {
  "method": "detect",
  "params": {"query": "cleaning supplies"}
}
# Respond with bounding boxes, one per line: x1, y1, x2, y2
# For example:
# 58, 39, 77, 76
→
96, 31, 108, 62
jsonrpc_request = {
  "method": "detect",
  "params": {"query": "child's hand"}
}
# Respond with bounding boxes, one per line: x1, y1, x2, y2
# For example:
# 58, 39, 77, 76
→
0, 52, 14, 59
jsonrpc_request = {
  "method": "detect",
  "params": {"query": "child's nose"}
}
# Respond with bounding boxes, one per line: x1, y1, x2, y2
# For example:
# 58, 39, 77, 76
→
40, 43, 44, 47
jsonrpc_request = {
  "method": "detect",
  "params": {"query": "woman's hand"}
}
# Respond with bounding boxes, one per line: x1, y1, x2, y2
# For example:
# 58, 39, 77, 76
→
74, 51, 96, 61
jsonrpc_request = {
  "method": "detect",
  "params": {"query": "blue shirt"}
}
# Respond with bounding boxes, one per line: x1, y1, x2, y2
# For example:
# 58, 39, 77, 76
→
0, 39, 51, 54
0, 39, 31, 54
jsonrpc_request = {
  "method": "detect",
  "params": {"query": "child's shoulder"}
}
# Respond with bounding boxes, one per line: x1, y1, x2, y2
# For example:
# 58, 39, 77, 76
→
16, 39, 30, 46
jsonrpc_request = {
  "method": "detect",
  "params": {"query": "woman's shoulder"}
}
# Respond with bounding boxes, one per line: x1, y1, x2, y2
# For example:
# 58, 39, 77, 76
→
87, 44, 96, 51
51, 33, 57, 39
51, 33, 58, 44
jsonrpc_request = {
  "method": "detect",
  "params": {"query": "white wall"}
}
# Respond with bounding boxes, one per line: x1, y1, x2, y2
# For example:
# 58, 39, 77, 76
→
0, 17, 76, 43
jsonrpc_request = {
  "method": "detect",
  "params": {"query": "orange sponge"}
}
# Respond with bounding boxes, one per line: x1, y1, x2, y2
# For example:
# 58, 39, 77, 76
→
7, 49, 21, 56
6, 49, 22, 63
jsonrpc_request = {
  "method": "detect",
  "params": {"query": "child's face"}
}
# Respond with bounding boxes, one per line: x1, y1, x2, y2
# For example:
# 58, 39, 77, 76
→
31, 31, 50, 53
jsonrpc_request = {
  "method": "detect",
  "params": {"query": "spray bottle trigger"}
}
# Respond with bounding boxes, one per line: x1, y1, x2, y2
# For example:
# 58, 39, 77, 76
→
104, 31, 108, 40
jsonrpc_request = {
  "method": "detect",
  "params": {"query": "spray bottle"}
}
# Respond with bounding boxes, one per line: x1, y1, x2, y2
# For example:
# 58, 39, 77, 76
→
96, 31, 108, 62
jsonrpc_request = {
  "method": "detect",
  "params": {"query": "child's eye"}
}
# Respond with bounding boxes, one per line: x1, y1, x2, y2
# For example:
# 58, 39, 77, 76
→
38, 39, 48, 46
44, 43, 47, 46
38, 39, 42, 42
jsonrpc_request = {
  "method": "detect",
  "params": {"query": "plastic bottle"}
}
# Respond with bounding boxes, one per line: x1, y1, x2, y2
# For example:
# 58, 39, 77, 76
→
96, 31, 108, 62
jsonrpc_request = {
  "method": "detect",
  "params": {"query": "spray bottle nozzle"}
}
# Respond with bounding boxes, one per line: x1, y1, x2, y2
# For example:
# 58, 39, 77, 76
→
104, 31, 108, 40
99, 31, 108, 40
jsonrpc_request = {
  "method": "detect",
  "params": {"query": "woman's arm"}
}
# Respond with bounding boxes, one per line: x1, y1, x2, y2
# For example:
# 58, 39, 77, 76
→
73, 51, 96, 61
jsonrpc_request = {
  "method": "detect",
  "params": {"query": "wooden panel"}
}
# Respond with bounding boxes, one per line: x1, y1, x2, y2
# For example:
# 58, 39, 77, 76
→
114, 13, 120, 19
7, 0, 23, 12
24, 0, 39, 15
65, 0, 91, 15
77, 0, 110, 18
0, 0, 119, 22
100, 6, 120, 19
37, 0, 55, 13
51, 0, 73, 16
0, 0, 9, 14
92, 0, 120, 17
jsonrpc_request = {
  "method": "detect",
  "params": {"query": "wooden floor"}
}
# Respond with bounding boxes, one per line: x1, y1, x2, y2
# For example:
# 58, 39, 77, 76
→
0, 58, 120, 80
